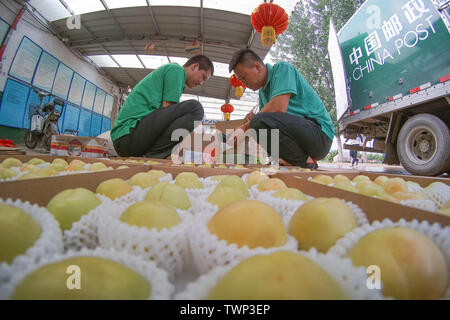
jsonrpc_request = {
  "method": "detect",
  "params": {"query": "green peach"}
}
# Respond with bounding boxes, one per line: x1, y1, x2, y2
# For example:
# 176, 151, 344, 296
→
11, 256, 150, 299
0, 204, 41, 264
207, 186, 247, 208
1, 158, 22, 168
217, 175, 249, 197
120, 200, 181, 231
47, 188, 101, 231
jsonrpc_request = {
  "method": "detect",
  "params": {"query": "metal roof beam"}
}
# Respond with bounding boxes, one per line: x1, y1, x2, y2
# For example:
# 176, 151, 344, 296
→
99, 0, 146, 69
146, 0, 171, 63
70, 35, 243, 51
200, 0, 204, 55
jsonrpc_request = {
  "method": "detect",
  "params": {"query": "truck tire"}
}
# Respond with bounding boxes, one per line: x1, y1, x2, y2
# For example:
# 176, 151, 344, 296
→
397, 114, 450, 176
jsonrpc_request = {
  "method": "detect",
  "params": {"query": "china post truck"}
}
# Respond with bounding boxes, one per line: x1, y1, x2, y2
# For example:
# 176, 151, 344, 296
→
328, 0, 450, 176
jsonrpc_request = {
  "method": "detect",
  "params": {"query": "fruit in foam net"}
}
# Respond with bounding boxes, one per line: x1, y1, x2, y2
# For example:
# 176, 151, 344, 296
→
20, 164, 39, 173
49, 161, 67, 171
245, 171, 269, 187
333, 174, 351, 184
207, 186, 247, 208
375, 194, 398, 203
11, 256, 150, 300
96, 178, 133, 200
0, 204, 42, 264
348, 227, 448, 300
206, 251, 347, 300
52, 158, 68, 167
17, 173, 42, 180
406, 181, 422, 191
117, 165, 129, 170
175, 172, 199, 181
175, 172, 204, 189
65, 159, 86, 171
2, 158, 22, 168
183, 162, 195, 167
356, 182, 386, 198
88, 162, 109, 172
47, 188, 101, 231
27, 158, 45, 166
216, 175, 249, 197
0, 168, 18, 180
120, 200, 181, 231
216, 164, 228, 168
145, 182, 191, 210
145, 160, 160, 165
257, 178, 287, 192
391, 191, 425, 202
69, 159, 85, 167
128, 172, 159, 189
333, 181, 358, 193
352, 175, 371, 184
383, 178, 408, 195
207, 200, 286, 249
311, 174, 333, 185
288, 198, 357, 253
147, 170, 166, 179
210, 175, 226, 181
374, 175, 389, 186
272, 188, 307, 201
36, 167, 59, 177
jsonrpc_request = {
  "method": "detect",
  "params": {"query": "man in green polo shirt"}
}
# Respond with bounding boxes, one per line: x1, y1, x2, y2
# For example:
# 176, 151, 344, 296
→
227, 49, 334, 168
111, 55, 214, 158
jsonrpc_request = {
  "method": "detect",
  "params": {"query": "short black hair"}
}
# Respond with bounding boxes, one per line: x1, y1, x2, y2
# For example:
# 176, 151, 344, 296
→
228, 49, 265, 73
184, 55, 214, 76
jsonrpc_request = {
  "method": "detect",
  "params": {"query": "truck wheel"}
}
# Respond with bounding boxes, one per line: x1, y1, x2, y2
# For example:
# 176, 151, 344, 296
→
397, 114, 450, 176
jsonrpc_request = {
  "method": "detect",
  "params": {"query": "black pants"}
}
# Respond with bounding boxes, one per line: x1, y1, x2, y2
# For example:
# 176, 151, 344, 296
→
249, 112, 332, 167
350, 149, 359, 166
113, 99, 204, 158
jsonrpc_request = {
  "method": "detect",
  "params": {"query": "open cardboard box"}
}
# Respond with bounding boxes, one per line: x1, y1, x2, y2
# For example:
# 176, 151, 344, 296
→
273, 172, 450, 226
274, 170, 450, 187
2, 156, 449, 226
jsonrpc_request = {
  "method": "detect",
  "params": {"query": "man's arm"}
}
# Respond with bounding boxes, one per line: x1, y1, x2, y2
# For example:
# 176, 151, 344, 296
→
238, 93, 291, 132
259, 93, 291, 113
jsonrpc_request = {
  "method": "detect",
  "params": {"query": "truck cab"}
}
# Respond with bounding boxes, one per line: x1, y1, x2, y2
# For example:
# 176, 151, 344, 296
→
329, 0, 450, 176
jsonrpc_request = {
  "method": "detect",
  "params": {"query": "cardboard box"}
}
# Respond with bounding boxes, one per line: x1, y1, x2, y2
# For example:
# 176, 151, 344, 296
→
273, 173, 450, 226
50, 134, 108, 158
1, 157, 448, 226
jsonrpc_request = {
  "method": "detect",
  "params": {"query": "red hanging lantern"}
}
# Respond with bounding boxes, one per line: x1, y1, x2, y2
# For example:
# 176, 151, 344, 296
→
229, 74, 246, 99
251, 1, 289, 47
221, 103, 234, 121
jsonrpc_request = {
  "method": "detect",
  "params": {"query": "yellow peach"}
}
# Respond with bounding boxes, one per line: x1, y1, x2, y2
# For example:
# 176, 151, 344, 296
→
96, 178, 133, 200
208, 200, 286, 249
289, 198, 357, 253
120, 200, 181, 231
257, 178, 287, 192
206, 251, 347, 300
348, 227, 448, 299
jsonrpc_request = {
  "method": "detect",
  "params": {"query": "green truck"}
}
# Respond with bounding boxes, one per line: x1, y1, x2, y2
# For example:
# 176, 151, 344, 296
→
328, 0, 450, 176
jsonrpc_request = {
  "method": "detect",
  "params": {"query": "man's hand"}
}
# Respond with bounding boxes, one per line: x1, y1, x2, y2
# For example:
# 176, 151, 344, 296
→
244, 112, 255, 123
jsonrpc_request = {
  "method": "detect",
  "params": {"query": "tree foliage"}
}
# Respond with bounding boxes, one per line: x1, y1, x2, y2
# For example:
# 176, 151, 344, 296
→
271, 0, 365, 132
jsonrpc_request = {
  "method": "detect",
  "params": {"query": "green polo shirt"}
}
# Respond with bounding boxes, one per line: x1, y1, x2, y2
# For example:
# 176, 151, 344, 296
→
259, 62, 335, 141
111, 63, 186, 141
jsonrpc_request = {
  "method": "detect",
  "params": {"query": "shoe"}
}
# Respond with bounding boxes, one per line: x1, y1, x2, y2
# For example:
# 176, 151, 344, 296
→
305, 159, 319, 170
